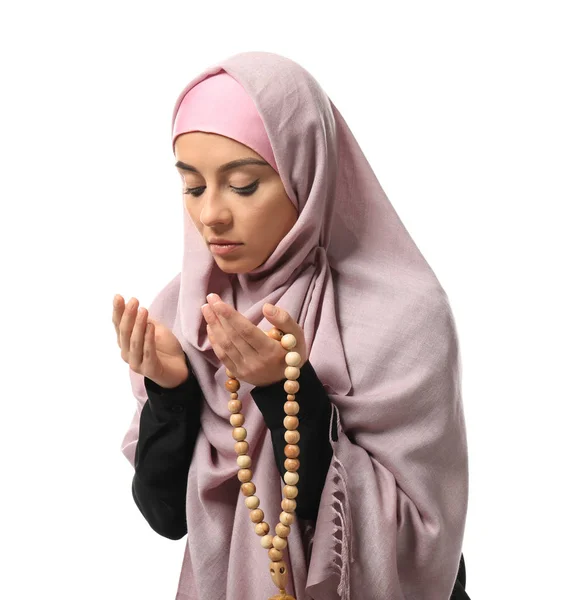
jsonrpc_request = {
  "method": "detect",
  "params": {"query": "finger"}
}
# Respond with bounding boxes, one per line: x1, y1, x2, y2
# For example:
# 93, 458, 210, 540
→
203, 303, 247, 367
142, 321, 157, 373
263, 304, 305, 354
128, 307, 148, 371
207, 323, 238, 375
209, 299, 263, 358
112, 294, 125, 345
119, 297, 139, 362
263, 304, 301, 336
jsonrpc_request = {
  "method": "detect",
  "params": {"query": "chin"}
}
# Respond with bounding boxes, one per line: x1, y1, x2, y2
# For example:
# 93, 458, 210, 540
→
215, 259, 253, 275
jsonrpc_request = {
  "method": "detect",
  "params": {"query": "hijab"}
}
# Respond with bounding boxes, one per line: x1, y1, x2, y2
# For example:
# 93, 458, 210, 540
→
121, 51, 468, 600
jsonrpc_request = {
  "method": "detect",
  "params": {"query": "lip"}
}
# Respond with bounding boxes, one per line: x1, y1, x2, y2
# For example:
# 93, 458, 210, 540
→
209, 243, 243, 256
208, 238, 242, 244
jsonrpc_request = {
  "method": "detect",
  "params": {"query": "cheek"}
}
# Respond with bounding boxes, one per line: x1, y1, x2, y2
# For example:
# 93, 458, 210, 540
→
252, 211, 294, 257
270, 196, 297, 237
251, 192, 296, 236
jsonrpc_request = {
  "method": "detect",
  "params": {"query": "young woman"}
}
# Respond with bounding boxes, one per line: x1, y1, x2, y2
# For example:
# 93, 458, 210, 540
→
115, 51, 470, 600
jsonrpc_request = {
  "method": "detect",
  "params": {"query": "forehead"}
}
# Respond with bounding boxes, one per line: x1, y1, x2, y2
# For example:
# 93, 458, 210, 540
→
174, 132, 270, 174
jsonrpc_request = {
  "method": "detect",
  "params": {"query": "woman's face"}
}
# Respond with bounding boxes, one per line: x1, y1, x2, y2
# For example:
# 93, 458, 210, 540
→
175, 132, 298, 274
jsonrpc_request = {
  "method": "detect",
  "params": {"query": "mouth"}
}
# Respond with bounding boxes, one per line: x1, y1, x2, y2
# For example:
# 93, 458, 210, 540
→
209, 243, 243, 256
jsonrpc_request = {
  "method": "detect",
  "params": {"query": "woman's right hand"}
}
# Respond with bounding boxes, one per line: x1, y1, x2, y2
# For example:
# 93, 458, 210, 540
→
112, 294, 189, 389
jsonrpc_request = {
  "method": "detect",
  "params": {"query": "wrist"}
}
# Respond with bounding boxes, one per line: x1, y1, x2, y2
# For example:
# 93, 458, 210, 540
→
149, 364, 190, 390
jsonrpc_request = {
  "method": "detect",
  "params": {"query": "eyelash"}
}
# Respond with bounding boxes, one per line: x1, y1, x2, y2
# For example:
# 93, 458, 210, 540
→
184, 180, 260, 198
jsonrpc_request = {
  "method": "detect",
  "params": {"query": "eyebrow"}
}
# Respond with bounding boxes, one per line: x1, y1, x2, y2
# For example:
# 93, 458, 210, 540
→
175, 158, 270, 174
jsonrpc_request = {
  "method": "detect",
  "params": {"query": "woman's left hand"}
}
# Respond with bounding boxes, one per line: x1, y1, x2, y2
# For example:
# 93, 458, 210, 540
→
201, 293, 308, 388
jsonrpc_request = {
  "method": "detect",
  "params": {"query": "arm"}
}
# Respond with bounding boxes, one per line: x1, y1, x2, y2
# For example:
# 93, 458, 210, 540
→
132, 352, 202, 540
251, 360, 334, 520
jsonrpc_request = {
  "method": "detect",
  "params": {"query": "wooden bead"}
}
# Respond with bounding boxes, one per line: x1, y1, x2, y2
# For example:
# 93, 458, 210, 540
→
269, 560, 289, 591
234, 441, 249, 455
237, 468, 252, 483
272, 535, 287, 550
241, 482, 256, 496
225, 368, 235, 378
255, 521, 270, 535
237, 455, 252, 469
230, 392, 239, 400
279, 511, 295, 526
284, 401, 300, 415
286, 394, 296, 401
225, 378, 240, 392
245, 495, 260, 509
230, 413, 245, 427
267, 327, 283, 341
228, 399, 242, 413
283, 485, 298, 499
280, 333, 297, 350
284, 380, 300, 395
250, 509, 264, 523
281, 498, 297, 512
268, 548, 284, 562
275, 523, 291, 538
283, 471, 299, 486
283, 416, 299, 430
261, 534, 274, 549
284, 458, 300, 472
285, 351, 302, 367
284, 430, 300, 444
284, 366, 300, 380
232, 427, 247, 441
284, 444, 300, 459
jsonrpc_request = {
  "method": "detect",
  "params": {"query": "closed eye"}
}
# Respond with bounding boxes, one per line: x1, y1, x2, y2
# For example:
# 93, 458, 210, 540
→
184, 179, 260, 198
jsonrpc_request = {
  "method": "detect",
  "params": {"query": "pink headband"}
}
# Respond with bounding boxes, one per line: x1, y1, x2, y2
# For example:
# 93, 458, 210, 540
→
172, 72, 279, 173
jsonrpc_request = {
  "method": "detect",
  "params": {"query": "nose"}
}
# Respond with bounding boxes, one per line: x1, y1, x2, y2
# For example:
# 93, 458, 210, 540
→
198, 188, 232, 228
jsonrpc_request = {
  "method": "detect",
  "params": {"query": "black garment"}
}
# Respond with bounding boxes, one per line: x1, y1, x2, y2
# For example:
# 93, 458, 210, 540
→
131, 353, 202, 540
130, 353, 469, 597
451, 553, 470, 599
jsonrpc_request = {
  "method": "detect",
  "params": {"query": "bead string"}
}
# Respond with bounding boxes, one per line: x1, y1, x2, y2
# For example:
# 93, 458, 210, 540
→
225, 327, 301, 600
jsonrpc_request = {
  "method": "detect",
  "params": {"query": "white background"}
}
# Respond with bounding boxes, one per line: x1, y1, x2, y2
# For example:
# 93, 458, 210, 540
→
1, 1, 573, 598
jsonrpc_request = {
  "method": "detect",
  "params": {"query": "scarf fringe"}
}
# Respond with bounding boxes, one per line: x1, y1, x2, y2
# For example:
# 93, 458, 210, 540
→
328, 405, 353, 600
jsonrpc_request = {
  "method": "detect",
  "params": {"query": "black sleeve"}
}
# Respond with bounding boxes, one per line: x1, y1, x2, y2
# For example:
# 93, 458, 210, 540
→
250, 360, 335, 520
132, 353, 203, 540
450, 553, 470, 599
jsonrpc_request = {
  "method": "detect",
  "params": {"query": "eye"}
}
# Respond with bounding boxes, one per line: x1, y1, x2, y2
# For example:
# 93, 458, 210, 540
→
183, 180, 260, 198
231, 179, 260, 196
279, 567, 285, 574
184, 186, 205, 198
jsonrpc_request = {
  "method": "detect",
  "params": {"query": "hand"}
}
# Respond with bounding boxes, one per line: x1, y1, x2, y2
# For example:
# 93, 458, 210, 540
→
201, 294, 308, 388
112, 294, 189, 389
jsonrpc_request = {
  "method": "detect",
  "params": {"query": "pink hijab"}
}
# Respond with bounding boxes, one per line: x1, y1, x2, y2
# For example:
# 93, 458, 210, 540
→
121, 51, 468, 600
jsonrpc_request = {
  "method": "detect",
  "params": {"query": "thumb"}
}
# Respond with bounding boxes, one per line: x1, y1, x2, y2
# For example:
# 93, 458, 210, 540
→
263, 303, 286, 323
263, 304, 305, 352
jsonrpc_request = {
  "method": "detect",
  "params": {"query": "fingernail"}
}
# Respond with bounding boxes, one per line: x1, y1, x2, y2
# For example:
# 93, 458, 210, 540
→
264, 304, 277, 316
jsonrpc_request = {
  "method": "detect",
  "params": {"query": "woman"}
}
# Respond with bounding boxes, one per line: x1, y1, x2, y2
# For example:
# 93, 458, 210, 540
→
116, 51, 470, 599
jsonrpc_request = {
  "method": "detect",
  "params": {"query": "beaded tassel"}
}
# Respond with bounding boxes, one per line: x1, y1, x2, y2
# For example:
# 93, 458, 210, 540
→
225, 327, 300, 600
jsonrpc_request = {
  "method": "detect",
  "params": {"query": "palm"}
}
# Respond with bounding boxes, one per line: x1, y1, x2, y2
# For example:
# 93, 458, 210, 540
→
148, 319, 188, 386
151, 319, 184, 358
